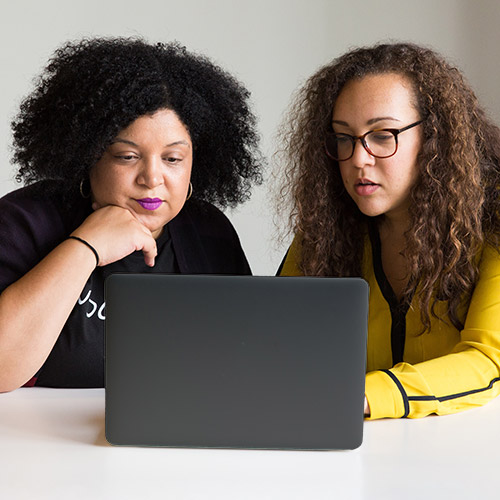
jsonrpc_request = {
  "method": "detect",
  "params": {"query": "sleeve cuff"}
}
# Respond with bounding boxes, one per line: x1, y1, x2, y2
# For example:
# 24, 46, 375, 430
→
365, 370, 407, 419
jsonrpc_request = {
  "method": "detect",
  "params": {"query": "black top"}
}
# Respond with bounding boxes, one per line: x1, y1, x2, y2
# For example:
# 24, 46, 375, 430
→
0, 181, 251, 387
368, 224, 413, 365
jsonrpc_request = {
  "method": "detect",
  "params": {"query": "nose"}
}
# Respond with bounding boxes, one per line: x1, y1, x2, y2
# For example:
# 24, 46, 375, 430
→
137, 156, 164, 188
350, 139, 376, 169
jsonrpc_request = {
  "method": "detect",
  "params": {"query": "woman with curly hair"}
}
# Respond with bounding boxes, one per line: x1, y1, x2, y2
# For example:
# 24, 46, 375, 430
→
0, 38, 263, 391
278, 42, 500, 419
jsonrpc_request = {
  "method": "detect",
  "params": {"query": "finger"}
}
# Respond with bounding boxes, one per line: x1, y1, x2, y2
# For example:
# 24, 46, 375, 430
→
124, 209, 157, 237
141, 237, 158, 267
127, 209, 151, 230
92, 202, 124, 212
140, 224, 153, 237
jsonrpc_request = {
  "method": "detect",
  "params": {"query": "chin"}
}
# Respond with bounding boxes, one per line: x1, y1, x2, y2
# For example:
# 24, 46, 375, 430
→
355, 203, 385, 218
149, 224, 165, 239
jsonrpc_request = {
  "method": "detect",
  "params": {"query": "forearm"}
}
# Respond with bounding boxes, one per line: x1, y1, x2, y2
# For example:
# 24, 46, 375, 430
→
0, 238, 96, 392
365, 345, 500, 419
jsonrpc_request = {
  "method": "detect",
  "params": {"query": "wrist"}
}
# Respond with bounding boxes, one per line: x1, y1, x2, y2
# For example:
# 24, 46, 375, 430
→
67, 235, 100, 267
364, 395, 371, 417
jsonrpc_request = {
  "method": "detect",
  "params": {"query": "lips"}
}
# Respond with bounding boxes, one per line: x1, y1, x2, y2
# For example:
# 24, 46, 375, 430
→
354, 178, 379, 196
136, 198, 163, 211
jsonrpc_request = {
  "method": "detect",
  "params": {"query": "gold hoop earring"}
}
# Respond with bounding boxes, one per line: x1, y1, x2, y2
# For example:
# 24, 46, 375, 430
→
79, 179, 91, 199
186, 182, 193, 201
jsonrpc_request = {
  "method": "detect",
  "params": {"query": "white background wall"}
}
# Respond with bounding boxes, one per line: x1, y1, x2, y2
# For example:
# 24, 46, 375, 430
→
1, 0, 500, 274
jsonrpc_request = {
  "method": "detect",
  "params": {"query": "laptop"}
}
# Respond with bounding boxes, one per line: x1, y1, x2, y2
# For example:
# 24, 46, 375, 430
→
105, 274, 368, 450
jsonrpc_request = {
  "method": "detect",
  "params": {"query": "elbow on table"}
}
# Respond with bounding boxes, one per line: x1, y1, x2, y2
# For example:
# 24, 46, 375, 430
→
0, 380, 24, 393
0, 366, 35, 393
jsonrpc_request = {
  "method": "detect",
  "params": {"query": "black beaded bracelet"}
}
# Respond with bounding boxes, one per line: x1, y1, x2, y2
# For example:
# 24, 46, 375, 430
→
68, 236, 100, 267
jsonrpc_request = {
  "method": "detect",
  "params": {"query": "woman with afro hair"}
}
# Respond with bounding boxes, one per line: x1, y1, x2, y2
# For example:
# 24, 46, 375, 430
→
0, 38, 263, 391
277, 42, 500, 419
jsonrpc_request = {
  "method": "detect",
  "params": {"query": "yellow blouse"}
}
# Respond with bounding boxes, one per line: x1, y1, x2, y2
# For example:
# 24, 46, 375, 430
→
279, 234, 500, 419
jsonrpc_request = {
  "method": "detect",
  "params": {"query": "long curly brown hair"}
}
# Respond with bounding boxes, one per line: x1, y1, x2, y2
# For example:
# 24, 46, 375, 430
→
277, 42, 500, 332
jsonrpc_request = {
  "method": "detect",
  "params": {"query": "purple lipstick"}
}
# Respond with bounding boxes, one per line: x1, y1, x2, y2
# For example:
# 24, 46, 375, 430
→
136, 198, 163, 211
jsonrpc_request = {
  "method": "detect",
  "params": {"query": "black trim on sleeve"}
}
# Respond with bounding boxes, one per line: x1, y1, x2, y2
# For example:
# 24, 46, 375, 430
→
382, 369, 410, 418
408, 377, 500, 403
369, 225, 413, 365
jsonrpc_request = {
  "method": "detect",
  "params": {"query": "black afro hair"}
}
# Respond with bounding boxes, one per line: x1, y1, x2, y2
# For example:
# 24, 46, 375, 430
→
11, 37, 264, 207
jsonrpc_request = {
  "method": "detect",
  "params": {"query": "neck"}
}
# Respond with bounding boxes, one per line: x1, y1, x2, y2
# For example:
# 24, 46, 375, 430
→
378, 211, 410, 240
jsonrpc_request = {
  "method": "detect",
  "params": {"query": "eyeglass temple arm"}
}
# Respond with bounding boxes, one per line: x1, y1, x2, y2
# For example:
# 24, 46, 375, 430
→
396, 119, 424, 133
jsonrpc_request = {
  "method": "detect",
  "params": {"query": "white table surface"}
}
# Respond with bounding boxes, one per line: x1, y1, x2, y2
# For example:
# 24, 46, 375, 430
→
1, 388, 499, 500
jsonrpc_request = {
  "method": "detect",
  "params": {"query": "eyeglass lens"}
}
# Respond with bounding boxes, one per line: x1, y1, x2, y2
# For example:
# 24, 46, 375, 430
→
327, 130, 397, 161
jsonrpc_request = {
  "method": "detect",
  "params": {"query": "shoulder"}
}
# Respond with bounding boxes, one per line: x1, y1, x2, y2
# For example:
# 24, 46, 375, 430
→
480, 240, 500, 262
2, 180, 68, 214
0, 181, 89, 290
0, 180, 88, 237
1, 181, 62, 234
1, 180, 54, 206
476, 240, 500, 278
463, 241, 500, 333
278, 234, 303, 276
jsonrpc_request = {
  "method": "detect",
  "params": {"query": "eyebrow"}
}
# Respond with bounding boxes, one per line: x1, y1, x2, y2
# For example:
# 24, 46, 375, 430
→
332, 116, 402, 127
111, 138, 190, 147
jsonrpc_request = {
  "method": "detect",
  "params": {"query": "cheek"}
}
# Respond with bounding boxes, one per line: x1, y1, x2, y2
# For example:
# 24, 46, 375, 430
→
89, 166, 107, 199
88, 164, 100, 186
90, 165, 130, 205
397, 142, 421, 180
338, 165, 350, 186
167, 167, 192, 200
395, 158, 420, 188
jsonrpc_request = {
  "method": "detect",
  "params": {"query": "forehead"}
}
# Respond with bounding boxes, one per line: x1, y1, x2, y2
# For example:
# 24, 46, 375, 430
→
110, 109, 191, 151
332, 73, 417, 121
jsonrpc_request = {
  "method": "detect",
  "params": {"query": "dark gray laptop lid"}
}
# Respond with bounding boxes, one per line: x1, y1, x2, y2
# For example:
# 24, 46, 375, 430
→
105, 274, 368, 450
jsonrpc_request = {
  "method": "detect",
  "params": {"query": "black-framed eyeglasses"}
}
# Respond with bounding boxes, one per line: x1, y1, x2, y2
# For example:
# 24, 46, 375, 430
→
324, 119, 424, 161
